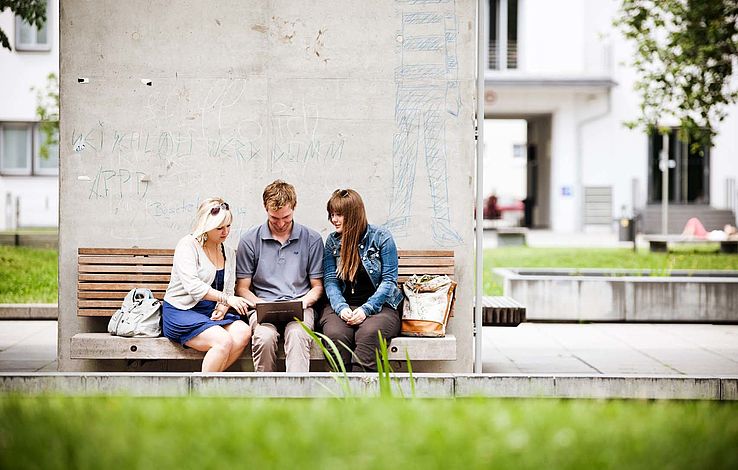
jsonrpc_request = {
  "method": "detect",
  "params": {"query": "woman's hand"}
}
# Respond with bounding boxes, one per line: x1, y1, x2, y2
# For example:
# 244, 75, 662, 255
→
346, 307, 367, 326
210, 304, 228, 321
339, 307, 353, 323
227, 295, 252, 315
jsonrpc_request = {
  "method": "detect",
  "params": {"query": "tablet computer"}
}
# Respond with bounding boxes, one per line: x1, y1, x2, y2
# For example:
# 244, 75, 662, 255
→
255, 300, 303, 324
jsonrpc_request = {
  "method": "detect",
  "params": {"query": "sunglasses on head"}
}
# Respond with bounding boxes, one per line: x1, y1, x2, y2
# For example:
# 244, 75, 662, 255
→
210, 202, 229, 216
334, 189, 349, 198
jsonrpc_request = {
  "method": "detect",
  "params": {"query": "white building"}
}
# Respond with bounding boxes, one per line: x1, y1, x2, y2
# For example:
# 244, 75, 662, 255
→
484, 0, 738, 233
0, 0, 58, 231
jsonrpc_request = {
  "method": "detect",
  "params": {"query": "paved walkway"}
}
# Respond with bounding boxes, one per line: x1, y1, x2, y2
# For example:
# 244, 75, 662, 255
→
482, 323, 738, 375
2, 320, 737, 376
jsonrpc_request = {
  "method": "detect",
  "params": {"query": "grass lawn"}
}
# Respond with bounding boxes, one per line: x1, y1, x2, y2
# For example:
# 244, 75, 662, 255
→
0, 246, 58, 303
0, 396, 736, 469
484, 247, 738, 295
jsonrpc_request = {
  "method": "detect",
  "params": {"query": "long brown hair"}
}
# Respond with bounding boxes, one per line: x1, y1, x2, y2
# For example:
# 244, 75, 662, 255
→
327, 189, 368, 282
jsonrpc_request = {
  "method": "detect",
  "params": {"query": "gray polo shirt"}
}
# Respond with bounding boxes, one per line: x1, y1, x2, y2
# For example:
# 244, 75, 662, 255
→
236, 221, 323, 301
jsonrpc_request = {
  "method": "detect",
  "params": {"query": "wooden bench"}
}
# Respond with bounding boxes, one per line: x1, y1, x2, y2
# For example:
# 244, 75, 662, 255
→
644, 235, 738, 254
71, 248, 457, 363
481, 296, 526, 326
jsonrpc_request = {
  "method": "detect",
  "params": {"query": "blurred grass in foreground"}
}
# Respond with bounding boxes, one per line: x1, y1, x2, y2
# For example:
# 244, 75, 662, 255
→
0, 246, 57, 303
484, 247, 738, 295
1, 396, 736, 470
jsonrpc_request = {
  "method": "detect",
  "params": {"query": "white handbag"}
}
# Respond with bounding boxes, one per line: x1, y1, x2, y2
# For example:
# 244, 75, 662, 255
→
401, 274, 456, 337
107, 288, 162, 337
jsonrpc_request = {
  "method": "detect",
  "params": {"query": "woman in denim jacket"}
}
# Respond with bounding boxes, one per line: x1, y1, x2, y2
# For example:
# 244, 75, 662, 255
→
321, 189, 404, 371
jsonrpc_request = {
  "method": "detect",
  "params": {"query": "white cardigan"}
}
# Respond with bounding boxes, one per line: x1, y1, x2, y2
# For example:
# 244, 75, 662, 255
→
164, 234, 237, 310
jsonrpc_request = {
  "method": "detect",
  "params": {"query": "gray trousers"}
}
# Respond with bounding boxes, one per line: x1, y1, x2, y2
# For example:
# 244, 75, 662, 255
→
248, 307, 314, 372
319, 304, 401, 372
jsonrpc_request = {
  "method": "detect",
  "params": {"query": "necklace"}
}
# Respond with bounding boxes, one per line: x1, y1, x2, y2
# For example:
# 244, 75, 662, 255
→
204, 243, 221, 266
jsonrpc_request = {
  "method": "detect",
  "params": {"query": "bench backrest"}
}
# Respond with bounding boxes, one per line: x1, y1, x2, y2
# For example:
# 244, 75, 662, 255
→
78, 248, 455, 317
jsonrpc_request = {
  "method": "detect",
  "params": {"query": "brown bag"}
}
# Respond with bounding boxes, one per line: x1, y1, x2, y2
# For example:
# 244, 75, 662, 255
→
401, 274, 456, 337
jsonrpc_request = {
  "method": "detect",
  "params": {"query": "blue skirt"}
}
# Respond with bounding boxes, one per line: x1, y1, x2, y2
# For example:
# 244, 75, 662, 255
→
162, 299, 243, 346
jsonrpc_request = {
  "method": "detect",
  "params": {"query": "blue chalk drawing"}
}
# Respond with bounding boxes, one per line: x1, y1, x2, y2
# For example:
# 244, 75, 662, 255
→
384, 0, 462, 247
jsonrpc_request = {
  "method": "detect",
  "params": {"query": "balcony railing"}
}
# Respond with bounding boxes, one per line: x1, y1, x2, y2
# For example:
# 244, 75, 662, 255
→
488, 40, 517, 70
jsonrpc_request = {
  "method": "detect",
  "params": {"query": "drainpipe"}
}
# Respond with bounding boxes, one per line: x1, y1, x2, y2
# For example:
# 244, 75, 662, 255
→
575, 92, 611, 231
474, 0, 485, 374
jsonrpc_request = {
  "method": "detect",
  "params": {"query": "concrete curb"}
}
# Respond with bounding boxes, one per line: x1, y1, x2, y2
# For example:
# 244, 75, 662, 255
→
0, 304, 58, 320
1, 373, 736, 400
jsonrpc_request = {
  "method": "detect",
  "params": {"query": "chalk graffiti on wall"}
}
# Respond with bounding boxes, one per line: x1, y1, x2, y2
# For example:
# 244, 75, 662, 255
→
385, 0, 463, 247
269, 101, 346, 168
87, 167, 149, 200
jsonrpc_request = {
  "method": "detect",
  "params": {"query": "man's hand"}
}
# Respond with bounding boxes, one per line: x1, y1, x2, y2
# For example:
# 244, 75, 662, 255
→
226, 295, 252, 315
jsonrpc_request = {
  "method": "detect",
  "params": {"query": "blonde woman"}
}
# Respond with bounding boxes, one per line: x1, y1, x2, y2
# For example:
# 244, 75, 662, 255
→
163, 197, 252, 372
321, 189, 404, 371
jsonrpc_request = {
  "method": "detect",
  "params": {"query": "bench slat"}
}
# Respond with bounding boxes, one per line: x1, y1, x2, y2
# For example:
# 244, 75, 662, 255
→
397, 250, 454, 257
79, 256, 174, 265
79, 248, 174, 256
79, 274, 171, 282
398, 258, 454, 266
79, 282, 170, 291
78, 308, 122, 317
398, 266, 455, 275
79, 265, 173, 274
78, 291, 166, 300
70, 333, 457, 361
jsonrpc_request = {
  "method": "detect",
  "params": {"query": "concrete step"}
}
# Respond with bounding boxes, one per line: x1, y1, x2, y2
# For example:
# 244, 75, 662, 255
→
1, 373, 735, 400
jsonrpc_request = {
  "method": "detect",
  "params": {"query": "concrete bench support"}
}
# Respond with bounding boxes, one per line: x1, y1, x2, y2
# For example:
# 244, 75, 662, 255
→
496, 228, 528, 247
70, 333, 457, 362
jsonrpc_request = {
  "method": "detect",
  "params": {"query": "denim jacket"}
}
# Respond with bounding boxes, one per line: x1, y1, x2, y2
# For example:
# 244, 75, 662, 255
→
323, 224, 404, 315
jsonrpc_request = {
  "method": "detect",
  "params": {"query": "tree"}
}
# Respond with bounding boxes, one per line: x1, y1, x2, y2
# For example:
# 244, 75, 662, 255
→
616, 0, 738, 152
0, 0, 47, 51
32, 72, 58, 159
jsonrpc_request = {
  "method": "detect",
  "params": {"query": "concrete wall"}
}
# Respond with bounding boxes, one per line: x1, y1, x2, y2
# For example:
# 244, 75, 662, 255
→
498, 268, 738, 322
59, 0, 477, 372
0, 0, 59, 230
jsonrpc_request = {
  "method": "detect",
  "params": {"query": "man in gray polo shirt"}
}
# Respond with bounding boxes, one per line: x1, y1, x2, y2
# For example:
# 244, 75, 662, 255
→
235, 180, 324, 372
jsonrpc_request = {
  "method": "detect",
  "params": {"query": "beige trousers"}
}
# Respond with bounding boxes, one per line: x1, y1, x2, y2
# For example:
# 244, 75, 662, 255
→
248, 307, 314, 372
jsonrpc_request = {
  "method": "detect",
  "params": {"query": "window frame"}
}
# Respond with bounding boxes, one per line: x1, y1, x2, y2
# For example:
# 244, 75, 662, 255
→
0, 124, 33, 176
14, 1, 52, 52
488, 0, 519, 71
33, 124, 59, 176
0, 123, 59, 177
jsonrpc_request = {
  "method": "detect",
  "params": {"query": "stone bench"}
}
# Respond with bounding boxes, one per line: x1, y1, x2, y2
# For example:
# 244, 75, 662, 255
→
71, 248, 458, 364
495, 227, 528, 247
644, 236, 738, 254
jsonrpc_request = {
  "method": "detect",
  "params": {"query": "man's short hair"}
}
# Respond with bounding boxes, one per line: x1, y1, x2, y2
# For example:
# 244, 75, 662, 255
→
262, 180, 297, 211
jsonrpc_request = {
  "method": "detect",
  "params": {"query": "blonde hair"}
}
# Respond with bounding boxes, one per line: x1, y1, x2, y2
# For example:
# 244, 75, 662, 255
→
191, 197, 232, 244
326, 189, 368, 282
262, 180, 297, 211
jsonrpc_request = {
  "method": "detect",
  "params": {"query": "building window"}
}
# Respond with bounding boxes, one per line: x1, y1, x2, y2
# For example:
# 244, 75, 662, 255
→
0, 123, 58, 176
648, 129, 709, 204
14, 0, 51, 52
488, 0, 518, 70
34, 125, 59, 176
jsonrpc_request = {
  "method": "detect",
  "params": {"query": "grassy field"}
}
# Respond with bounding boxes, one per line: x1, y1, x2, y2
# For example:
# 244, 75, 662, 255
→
0, 246, 57, 303
484, 247, 738, 295
0, 396, 736, 469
